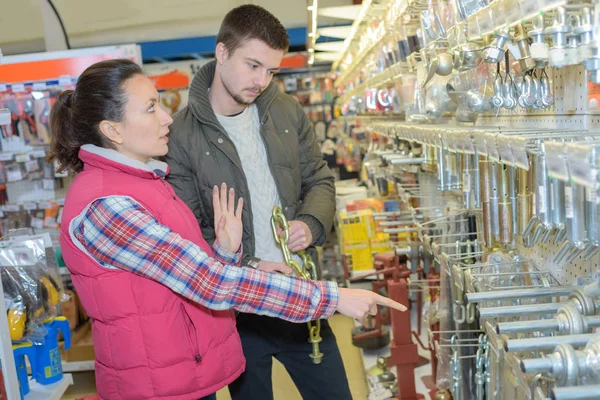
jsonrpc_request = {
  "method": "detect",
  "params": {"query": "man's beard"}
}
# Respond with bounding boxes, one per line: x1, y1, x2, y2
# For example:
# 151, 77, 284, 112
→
222, 77, 261, 106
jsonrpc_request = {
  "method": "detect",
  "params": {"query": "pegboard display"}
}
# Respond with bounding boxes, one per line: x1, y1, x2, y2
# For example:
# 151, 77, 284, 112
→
516, 236, 598, 286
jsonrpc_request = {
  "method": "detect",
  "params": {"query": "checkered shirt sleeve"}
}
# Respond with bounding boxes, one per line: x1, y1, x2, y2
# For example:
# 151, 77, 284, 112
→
72, 196, 339, 322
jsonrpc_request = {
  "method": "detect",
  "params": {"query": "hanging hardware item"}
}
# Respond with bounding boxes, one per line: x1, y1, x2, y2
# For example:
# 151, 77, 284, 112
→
271, 206, 323, 364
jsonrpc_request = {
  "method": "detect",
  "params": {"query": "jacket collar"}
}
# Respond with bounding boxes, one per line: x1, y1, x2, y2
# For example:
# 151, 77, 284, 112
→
79, 144, 169, 179
188, 60, 278, 129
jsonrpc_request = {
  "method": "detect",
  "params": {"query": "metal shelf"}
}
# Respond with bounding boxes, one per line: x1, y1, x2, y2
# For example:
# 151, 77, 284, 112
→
26, 374, 73, 400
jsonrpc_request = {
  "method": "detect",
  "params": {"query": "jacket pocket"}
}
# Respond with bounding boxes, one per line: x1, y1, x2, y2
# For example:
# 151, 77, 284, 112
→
180, 304, 201, 360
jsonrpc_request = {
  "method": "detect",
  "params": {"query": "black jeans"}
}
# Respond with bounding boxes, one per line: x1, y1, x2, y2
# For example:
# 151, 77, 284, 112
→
228, 314, 352, 400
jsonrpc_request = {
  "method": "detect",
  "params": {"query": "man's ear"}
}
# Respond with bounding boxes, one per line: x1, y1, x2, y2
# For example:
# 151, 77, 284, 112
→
215, 43, 229, 65
98, 120, 124, 145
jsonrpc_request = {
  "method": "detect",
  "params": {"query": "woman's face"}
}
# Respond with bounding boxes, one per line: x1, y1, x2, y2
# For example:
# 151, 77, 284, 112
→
109, 74, 173, 163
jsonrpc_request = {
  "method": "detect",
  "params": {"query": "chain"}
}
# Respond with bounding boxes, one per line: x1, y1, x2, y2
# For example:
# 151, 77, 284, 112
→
271, 206, 324, 364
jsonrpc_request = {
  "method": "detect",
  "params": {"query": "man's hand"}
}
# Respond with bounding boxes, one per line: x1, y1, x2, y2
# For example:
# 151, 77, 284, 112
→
257, 261, 292, 275
285, 220, 313, 252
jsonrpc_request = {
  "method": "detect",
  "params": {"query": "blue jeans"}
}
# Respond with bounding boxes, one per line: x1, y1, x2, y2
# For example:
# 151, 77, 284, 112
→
199, 394, 216, 400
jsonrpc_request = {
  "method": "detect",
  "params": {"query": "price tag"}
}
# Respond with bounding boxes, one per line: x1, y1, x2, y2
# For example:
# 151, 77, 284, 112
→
59, 75, 72, 86
4, 205, 20, 212
565, 186, 574, 218
0, 153, 14, 161
463, 172, 471, 193
12, 83, 25, 93
23, 202, 37, 211
15, 154, 30, 163
0, 84, 7, 92
512, 138, 530, 170
32, 82, 47, 91
7, 169, 23, 182
485, 134, 500, 162
474, 134, 487, 156
587, 189, 598, 203
57, 207, 63, 225
29, 150, 46, 159
25, 160, 40, 173
0, 210, 5, 218
31, 218, 44, 229
38, 201, 52, 209
56, 198, 65, 206
43, 179, 55, 190
44, 217, 59, 229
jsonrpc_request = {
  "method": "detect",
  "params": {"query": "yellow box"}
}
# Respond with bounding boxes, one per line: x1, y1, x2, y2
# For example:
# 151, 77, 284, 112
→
338, 209, 375, 245
343, 243, 373, 272
370, 237, 394, 255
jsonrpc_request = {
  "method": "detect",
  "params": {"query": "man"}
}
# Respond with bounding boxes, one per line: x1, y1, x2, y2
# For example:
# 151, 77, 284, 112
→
165, 4, 352, 400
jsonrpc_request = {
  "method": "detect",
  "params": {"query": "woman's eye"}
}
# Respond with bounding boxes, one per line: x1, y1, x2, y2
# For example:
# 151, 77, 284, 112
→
249, 64, 257, 69
148, 106, 155, 113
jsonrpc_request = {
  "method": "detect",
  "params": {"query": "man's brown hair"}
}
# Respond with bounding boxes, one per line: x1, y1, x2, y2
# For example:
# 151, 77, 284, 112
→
216, 5, 290, 54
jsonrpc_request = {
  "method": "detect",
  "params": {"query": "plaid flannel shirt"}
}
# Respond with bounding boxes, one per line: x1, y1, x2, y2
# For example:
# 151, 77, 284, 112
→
72, 196, 339, 322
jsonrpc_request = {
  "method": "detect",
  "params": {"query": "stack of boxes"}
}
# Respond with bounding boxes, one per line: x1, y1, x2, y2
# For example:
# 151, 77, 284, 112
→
337, 198, 400, 274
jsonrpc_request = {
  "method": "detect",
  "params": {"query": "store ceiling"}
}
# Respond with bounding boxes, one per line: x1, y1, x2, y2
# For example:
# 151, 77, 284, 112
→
1, 0, 351, 60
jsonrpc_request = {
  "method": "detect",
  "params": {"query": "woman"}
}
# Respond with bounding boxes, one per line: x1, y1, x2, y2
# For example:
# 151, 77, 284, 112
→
51, 59, 405, 400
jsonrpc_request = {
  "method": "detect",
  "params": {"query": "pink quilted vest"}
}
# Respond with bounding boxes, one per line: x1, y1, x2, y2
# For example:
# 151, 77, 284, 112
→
60, 145, 245, 400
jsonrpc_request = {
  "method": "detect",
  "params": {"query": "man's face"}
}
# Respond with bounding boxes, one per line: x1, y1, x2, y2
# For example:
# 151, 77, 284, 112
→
218, 39, 284, 106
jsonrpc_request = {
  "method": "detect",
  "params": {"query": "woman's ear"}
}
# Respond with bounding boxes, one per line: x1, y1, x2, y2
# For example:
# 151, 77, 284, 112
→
99, 120, 124, 144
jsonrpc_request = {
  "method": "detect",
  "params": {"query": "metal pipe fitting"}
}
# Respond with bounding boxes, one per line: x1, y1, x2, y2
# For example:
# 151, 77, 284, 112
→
515, 24, 536, 72
465, 286, 578, 303
390, 157, 425, 165
480, 159, 495, 248
546, 7, 570, 48
552, 385, 600, 400
499, 164, 514, 245
522, 337, 600, 392
518, 167, 534, 235
478, 302, 561, 319
484, 31, 510, 63
521, 343, 580, 386
496, 305, 600, 335
504, 333, 597, 353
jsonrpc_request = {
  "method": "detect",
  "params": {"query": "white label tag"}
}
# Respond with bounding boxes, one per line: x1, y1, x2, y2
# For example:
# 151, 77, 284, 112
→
0, 153, 14, 161
29, 150, 46, 159
12, 83, 25, 93
586, 189, 597, 203
463, 172, 471, 193
0, 210, 5, 218
31, 217, 44, 229
0, 84, 7, 92
32, 82, 47, 91
25, 160, 40, 173
38, 201, 52, 209
23, 202, 37, 211
4, 205, 19, 212
42, 179, 55, 190
7, 169, 22, 182
565, 186, 574, 219
538, 186, 547, 214
44, 217, 59, 229
15, 154, 30, 163
59, 76, 72, 86
57, 207, 63, 224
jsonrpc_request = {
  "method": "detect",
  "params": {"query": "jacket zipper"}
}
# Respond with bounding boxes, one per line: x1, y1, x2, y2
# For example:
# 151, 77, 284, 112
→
180, 304, 202, 363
